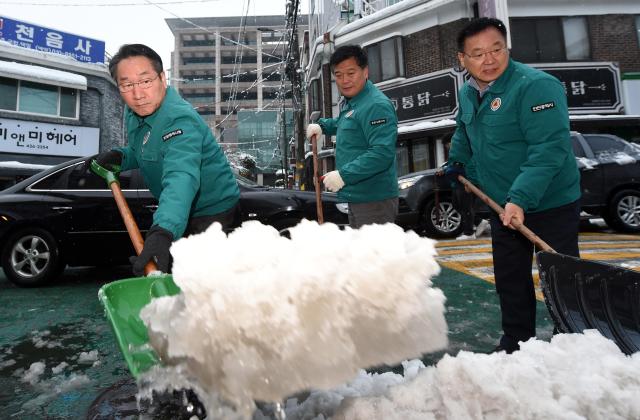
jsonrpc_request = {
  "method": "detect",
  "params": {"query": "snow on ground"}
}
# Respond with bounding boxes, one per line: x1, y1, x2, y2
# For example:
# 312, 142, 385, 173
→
265, 331, 639, 420
14, 359, 92, 412
140, 220, 447, 416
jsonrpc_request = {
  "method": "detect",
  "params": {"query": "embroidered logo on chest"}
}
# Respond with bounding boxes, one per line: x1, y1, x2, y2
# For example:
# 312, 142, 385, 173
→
143, 131, 151, 145
490, 98, 502, 111
162, 129, 183, 141
345, 110, 355, 118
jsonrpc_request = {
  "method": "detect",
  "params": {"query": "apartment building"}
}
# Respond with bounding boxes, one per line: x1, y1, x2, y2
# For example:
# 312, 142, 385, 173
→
166, 15, 308, 144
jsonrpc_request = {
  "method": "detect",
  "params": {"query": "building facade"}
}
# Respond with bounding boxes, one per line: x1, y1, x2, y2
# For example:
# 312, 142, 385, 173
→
0, 42, 124, 188
304, 0, 640, 176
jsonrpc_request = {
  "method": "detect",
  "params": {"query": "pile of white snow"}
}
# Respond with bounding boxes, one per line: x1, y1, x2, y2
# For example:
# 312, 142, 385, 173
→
140, 220, 447, 415
320, 331, 640, 420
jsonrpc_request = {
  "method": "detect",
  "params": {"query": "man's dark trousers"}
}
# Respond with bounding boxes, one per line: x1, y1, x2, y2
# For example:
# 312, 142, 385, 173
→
489, 200, 580, 351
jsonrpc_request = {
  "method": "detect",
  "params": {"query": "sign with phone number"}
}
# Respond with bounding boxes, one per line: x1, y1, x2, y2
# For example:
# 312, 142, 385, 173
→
0, 117, 99, 157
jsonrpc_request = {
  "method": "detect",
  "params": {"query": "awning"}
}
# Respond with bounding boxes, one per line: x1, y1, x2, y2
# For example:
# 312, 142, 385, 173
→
0, 60, 87, 90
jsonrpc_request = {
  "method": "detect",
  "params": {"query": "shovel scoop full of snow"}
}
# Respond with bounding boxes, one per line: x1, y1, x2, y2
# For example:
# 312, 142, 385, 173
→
139, 220, 448, 415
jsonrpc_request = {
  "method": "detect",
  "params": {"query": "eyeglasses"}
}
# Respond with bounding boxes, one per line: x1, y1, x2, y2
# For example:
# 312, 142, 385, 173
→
118, 74, 160, 93
463, 46, 508, 62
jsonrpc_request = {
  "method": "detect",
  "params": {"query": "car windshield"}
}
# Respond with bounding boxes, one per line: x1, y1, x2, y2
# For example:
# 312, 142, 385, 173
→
235, 173, 259, 187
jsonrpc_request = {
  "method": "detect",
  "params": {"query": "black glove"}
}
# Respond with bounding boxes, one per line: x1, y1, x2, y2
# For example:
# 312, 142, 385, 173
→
442, 161, 465, 187
83, 150, 122, 174
130, 225, 174, 276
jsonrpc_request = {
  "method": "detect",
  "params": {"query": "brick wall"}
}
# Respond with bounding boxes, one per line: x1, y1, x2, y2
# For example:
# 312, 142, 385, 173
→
589, 14, 640, 74
404, 20, 468, 78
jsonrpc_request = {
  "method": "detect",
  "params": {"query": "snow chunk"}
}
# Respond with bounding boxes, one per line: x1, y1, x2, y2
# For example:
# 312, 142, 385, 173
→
51, 362, 68, 375
21, 362, 46, 385
140, 220, 447, 414
77, 350, 99, 364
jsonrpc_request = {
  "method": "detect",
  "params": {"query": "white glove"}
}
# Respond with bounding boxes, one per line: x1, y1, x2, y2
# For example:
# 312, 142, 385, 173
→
306, 123, 322, 140
322, 170, 345, 192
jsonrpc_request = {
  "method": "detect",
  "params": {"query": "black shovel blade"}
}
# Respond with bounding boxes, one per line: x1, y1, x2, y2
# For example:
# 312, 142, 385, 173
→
536, 251, 640, 355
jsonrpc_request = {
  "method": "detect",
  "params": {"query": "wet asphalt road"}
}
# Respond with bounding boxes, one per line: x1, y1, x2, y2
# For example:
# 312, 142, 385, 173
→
0, 266, 135, 419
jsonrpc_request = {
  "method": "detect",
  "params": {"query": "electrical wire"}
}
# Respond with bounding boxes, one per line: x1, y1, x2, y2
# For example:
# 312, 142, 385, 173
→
2, 0, 224, 6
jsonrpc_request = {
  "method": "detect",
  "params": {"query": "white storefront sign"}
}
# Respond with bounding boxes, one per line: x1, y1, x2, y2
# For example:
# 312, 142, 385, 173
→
0, 117, 99, 157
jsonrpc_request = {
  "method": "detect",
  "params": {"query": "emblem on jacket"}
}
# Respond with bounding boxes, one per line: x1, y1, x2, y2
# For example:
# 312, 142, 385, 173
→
370, 118, 386, 126
143, 131, 151, 145
490, 98, 501, 111
162, 129, 183, 141
345, 110, 355, 118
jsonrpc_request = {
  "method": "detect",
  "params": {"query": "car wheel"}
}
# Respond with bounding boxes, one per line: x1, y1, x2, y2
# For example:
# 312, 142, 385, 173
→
606, 189, 640, 233
1, 228, 64, 287
422, 197, 463, 238
271, 217, 303, 238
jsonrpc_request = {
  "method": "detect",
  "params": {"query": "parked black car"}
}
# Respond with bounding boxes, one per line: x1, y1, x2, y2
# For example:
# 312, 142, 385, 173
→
397, 132, 640, 237
0, 157, 348, 287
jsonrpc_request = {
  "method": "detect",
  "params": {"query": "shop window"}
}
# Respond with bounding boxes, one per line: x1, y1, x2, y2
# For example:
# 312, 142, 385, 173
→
0, 76, 79, 118
365, 37, 405, 83
511, 17, 590, 62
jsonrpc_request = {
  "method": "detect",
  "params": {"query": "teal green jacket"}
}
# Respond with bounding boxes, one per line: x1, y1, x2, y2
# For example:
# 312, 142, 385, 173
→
449, 59, 580, 213
318, 80, 398, 203
117, 87, 239, 239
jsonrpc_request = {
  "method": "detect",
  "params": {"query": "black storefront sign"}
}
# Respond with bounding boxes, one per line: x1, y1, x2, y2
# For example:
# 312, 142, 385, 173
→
380, 69, 460, 124
533, 62, 622, 114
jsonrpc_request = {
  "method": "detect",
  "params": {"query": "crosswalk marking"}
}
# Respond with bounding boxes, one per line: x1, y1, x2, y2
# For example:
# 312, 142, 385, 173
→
435, 232, 640, 301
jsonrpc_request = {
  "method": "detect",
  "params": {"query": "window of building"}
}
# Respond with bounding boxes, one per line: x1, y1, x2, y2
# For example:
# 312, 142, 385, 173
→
396, 146, 410, 176
0, 77, 18, 110
183, 39, 214, 47
365, 37, 404, 83
0, 76, 78, 118
636, 15, 640, 47
182, 56, 215, 65
563, 17, 590, 60
511, 17, 590, 62
309, 79, 322, 112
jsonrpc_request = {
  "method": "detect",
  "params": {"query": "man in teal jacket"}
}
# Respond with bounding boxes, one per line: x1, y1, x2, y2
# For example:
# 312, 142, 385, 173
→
90, 44, 240, 275
306, 45, 398, 228
448, 18, 581, 353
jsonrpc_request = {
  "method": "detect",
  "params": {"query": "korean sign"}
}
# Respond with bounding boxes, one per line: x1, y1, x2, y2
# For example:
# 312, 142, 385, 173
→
0, 118, 99, 157
380, 69, 460, 124
532, 62, 622, 114
0, 16, 105, 64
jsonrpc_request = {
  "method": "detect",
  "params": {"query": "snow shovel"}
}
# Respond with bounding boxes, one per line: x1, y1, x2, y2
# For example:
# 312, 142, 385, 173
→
458, 175, 640, 355
90, 160, 158, 275
90, 159, 180, 376
309, 110, 324, 224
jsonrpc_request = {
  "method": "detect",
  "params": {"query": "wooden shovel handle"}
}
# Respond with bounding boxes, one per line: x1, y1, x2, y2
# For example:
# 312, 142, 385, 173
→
311, 133, 324, 224
457, 175, 555, 253
110, 182, 158, 275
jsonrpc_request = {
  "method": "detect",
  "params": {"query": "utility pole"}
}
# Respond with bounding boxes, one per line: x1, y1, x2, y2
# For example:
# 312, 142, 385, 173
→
282, 0, 302, 189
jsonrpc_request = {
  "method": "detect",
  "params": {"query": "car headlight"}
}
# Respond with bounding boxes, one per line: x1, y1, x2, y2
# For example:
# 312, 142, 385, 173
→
398, 175, 425, 190
335, 202, 349, 214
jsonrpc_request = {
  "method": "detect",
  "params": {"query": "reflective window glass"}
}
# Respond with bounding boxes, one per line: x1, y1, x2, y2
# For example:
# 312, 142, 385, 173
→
0, 77, 18, 110
19, 81, 58, 115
